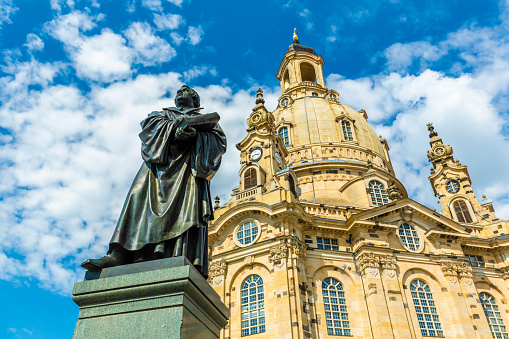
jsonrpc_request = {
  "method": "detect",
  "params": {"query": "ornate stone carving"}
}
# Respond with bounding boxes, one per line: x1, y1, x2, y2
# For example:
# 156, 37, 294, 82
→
400, 207, 413, 222
388, 181, 403, 201
380, 254, 397, 278
357, 252, 380, 278
269, 244, 288, 268
208, 259, 227, 285
440, 261, 459, 284
457, 262, 473, 285
501, 267, 509, 280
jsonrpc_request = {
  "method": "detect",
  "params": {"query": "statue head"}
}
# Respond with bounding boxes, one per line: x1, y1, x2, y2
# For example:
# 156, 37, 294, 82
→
174, 85, 200, 108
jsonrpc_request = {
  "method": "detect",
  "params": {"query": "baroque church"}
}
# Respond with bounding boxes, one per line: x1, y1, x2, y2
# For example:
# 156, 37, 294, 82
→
207, 37, 509, 339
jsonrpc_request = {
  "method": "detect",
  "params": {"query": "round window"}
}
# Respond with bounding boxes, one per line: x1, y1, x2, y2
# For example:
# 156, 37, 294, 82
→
397, 223, 423, 252
446, 180, 459, 193
234, 221, 261, 247
281, 98, 289, 107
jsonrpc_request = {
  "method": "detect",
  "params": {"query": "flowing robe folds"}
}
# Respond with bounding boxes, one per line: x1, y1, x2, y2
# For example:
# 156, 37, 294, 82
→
109, 107, 227, 276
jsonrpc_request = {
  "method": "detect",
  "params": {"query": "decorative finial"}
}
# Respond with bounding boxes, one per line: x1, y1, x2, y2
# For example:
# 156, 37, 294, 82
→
427, 122, 438, 138
482, 194, 487, 200
293, 28, 299, 43
214, 196, 220, 210
255, 88, 265, 105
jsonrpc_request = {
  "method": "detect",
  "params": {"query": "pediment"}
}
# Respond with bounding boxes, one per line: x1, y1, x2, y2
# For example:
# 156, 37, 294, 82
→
346, 198, 471, 238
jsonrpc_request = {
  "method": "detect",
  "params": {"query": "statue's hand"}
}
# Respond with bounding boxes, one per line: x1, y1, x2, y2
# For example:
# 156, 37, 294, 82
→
175, 126, 197, 141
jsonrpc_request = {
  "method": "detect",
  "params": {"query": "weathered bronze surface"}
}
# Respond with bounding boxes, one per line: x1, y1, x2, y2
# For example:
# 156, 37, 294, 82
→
81, 85, 226, 277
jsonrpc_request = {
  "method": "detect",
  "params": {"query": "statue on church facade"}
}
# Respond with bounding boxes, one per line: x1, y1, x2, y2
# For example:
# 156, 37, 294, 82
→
81, 85, 227, 278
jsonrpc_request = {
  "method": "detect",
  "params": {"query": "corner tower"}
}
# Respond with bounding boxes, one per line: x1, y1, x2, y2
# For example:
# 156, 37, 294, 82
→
427, 123, 498, 225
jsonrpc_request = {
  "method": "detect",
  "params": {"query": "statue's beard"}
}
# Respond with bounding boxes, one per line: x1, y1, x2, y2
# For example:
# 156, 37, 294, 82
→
175, 95, 194, 108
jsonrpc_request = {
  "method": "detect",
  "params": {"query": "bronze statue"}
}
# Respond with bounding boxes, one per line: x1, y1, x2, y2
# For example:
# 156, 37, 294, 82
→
81, 85, 227, 278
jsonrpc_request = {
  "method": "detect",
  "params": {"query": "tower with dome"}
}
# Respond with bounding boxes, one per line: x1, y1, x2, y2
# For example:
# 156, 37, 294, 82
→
207, 36, 509, 339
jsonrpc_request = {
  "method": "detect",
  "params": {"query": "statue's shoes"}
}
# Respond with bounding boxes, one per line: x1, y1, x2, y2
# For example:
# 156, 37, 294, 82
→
80, 254, 123, 271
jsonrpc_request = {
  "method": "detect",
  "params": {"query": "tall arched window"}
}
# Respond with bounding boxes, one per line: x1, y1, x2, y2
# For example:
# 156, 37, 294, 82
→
322, 278, 351, 336
410, 279, 444, 337
288, 175, 296, 196
241, 275, 265, 336
452, 200, 473, 223
244, 168, 257, 189
341, 121, 353, 141
279, 127, 289, 146
300, 62, 316, 82
369, 180, 388, 206
479, 292, 508, 338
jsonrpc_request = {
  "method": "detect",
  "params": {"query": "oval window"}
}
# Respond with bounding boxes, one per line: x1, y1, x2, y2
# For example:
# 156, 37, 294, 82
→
397, 223, 423, 252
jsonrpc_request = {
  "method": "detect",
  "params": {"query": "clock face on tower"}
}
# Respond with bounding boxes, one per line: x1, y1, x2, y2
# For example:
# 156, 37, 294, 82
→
434, 147, 445, 156
250, 148, 262, 162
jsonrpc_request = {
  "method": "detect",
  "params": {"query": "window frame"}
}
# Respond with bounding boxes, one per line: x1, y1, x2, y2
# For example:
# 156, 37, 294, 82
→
409, 279, 445, 338
335, 114, 357, 143
241, 274, 266, 337
321, 277, 352, 336
396, 221, 424, 253
479, 292, 509, 339
243, 167, 257, 190
233, 219, 262, 248
449, 198, 474, 223
368, 180, 388, 206
278, 126, 290, 147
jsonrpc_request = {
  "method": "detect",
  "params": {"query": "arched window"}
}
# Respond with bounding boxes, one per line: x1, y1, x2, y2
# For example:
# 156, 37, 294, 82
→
283, 69, 290, 90
452, 200, 473, 223
330, 93, 338, 102
279, 127, 289, 146
300, 62, 316, 82
322, 278, 351, 336
244, 168, 257, 189
398, 224, 421, 252
479, 292, 508, 338
369, 180, 388, 206
288, 175, 296, 196
241, 275, 265, 336
410, 279, 444, 337
341, 121, 353, 141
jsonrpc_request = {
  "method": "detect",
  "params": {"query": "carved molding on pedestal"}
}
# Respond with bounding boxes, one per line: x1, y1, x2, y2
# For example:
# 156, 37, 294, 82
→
440, 261, 458, 284
457, 262, 473, 286
380, 254, 397, 278
269, 244, 288, 268
208, 259, 227, 285
356, 252, 380, 278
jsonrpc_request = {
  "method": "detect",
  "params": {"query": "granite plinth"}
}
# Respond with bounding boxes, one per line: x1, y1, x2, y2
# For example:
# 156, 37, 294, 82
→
72, 257, 229, 339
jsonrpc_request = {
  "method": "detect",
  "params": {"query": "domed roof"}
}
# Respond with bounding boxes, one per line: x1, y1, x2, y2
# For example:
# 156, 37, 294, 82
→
272, 96, 388, 163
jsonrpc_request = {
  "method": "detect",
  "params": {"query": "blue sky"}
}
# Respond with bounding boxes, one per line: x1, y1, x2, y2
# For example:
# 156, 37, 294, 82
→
1, 0, 509, 337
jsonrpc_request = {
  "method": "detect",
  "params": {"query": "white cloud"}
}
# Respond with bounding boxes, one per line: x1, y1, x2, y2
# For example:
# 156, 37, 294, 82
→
153, 12, 184, 30
187, 26, 203, 45
24, 34, 44, 51
124, 22, 176, 67
383, 41, 445, 72
45, 10, 96, 44
50, 0, 75, 11
74, 29, 132, 81
0, 0, 17, 26
182, 65, 216, 82
170, 32, 184, 45
141, 0, 183, 12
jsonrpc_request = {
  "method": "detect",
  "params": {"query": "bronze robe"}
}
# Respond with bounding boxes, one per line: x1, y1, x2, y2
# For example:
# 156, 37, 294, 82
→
109, 107, 227, 276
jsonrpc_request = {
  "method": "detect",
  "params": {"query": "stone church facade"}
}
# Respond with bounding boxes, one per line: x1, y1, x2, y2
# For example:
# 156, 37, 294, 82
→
207, 40, 509, 339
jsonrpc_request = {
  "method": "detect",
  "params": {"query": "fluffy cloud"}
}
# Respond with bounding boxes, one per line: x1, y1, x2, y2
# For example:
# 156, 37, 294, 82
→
24, 33, 44, 51
142, 0, 183, 12
187, 26, 203, 45
153, 12, 184, 30
0, 0, 17, 27
124, 22, 176, 67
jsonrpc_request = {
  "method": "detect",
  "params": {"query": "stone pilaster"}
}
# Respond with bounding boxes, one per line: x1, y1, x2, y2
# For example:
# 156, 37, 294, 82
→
356, 252, 395, 339
457, 263, 491, 338
379, 254, 412, 338
439, 261, 477, 338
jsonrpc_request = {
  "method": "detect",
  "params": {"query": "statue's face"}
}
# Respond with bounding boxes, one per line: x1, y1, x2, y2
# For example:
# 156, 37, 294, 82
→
175, 86, 195, 108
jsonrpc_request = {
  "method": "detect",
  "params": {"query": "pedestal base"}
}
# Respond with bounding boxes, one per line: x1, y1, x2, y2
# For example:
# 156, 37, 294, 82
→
72, 257, 229, 339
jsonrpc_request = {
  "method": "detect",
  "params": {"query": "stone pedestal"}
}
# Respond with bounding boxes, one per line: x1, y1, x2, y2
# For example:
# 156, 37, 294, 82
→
72, 257, 229, 339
